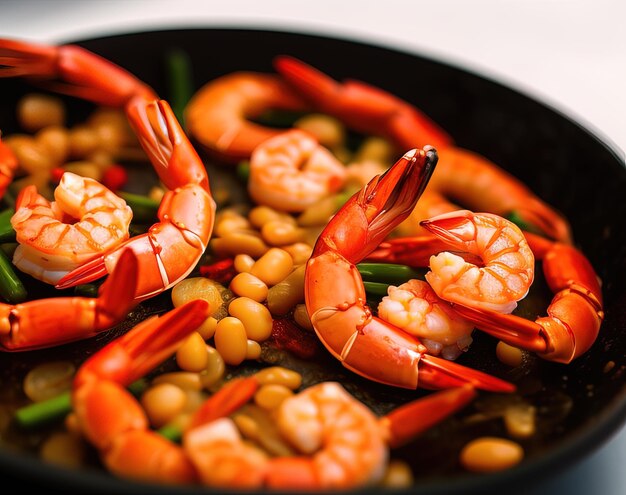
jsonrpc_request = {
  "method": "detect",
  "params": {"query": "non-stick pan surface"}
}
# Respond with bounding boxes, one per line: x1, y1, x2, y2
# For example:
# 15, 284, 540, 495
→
0, 28, 624, 495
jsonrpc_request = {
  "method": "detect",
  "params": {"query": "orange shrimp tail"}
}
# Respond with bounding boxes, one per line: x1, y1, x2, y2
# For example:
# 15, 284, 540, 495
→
418, 354, 515, 392
75, 299, 210, 388
126, 97, 210, 191
188, 377, 260, 430
313, 147, 438, 263
367, 235, 454, 266
382, 386, 477, 448
94, 249, 140, 327
273, 56, 453, 149
0, 39, 155, 106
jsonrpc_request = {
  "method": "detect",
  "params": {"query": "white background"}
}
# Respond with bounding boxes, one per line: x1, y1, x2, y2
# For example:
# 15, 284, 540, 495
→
1, 1, 625, 494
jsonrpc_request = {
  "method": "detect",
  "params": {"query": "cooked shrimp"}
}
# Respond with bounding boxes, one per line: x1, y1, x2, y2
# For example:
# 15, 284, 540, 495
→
378, 280, 474, 360
10, 172, 132, 284
421, 210, 535, 314
248, 129, 347, 212
185, 382, 478, 490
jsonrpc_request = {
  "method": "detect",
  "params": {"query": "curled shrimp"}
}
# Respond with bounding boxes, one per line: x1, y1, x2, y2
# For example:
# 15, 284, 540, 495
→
378, 279, 474, 360
248, 129, 347, 212
10, 171, 132, 284
185, 382, 477, 490
421, 210, 535, 314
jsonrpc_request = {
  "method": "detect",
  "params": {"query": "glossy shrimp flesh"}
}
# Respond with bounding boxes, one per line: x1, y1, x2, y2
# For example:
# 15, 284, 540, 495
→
248, 129, 347, 212
378, 280, 474, 360
10, 171, 132, 284
421, 210, 535, 314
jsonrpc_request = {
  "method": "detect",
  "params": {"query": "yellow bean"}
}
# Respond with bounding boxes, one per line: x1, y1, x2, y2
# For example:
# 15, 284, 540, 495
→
234, 253, 256, 273
200, 346, 226, 389
254, 384, 293, 411
91, 118, 127, 151
353, 136, 394, 164
196, 316, 217, 340
214, 317, 248, 365
460, 437, 524, 473
248, 205, 295, 229
176, 332, 209, 372
233, 413, 261, 440
215, 216, 253, 238
36, 126, 69, 165
23, 361, 75, 402
261, 221, 306, 247
171, 277, 224, 317
250, 248, 294, 286
297, 195, 338, 227
62, 161, 103, 181
182, 389, 207, 414
64, 413, 82, 436
504, 404, 536, 439
246, 340, 262, 360
86, 149, 114, 168
254, 367, 302, 390
228, 297, 273, 342
40, 432, 85, 469
12, 173, 52, 200
380, 460, 414, 488
149, 185, 165, 203
153, 372, 203, 391
210, 233, 270, 259
68, 125, 99, 158
294, 113, 346, 150
141, 383, 187, 428
293, 304, 314, 331
5, 135, 54, 175
281, 242, 312, 266
266, 265, 305, 316
496, 341, 525, 367
18, 93, 66, 132
230, 272, 269, 302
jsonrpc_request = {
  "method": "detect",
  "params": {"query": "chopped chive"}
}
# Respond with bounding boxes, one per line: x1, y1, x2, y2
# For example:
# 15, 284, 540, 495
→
357, 263, 421, 286
157, 423, 182, 443
0, 208, 16, 243
14, 379, 148, 429
73, 283, 100, 298
118, 191, 159, 223
165, 48, 194, 125
0, 247, 26, 303
363, 281, 391, 297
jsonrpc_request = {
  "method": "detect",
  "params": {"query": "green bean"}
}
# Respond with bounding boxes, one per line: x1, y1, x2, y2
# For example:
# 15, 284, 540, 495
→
165, 48, 194, 125
363, 281, 391, 297
15, 379, 148, 429
118, 191, 159, 223
0, 208, 16, 243
0, 247, 26, 303
507, 211, 540, 234
237, 161, 250, 183
73, 283, 100, 298
253, 109, 308, 128
157, 423, 182, 443
357, 263, 422, 285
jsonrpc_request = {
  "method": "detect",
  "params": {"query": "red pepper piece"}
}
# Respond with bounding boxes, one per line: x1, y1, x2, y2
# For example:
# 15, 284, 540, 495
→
102, 164, 128, 191
269, 317, 321, 360
199, 258, 237, 285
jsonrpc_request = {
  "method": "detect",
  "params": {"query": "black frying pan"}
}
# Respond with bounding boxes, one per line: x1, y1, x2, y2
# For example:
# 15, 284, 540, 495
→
0, 28, 624, 495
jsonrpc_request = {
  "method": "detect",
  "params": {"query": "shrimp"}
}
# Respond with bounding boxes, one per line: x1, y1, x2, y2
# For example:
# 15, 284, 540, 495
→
274, 56, 572, 243
421, 210, 535, 314
378, 280, 474, 360
10, 172, 132, 284
0, 39, 216, 301
305, 146, 514, 392
185, 71, 309, 163
1, 249, 139, 351
185, 383, 477, 490
248, 129, 347, 212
